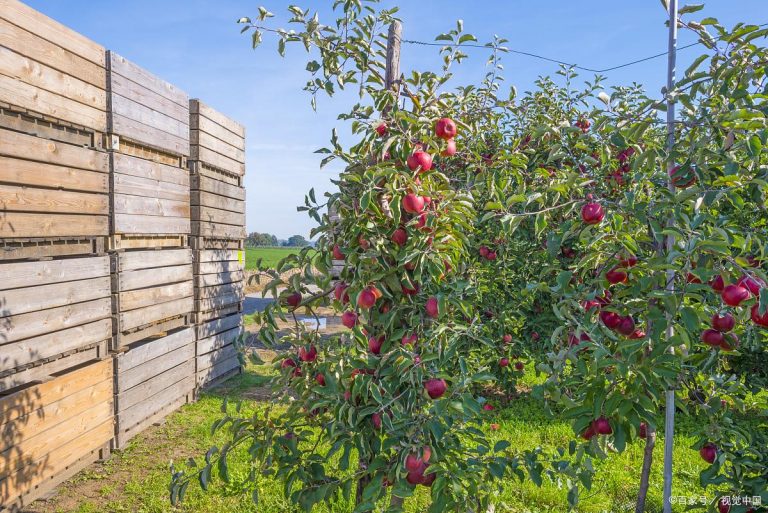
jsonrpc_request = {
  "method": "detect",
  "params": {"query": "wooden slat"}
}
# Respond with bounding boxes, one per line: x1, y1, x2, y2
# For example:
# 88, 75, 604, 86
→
194, 269, 244, 288
118, 296, 192, 332
196, 343, 238, 371
116, 248, 191, 272
0, 276, 110, 317
0, 18, 105, 89
191, 205, 245, 226
0, 256, 109, 290
195, 313, 242, 340
197, 282, 244, 300
196, 326, 241, 355
113, 194, 189, 218
117, 359, 193, 413
118, 374, 193, 429
0, 128, 108, 171
110, 93, 188, 139
117, 264, 192, 291
109, 70, 187, 124
110, 113, 188, 157
1, 298, 111, 343
195, 292, 241, 312
196, 260, 243, 274
0, 318, 111, 373
190, 174, 244, 201
191, 190, 245, 213
193, 220, 246, 240
108, 51, 186, 108
113, 171, 189, 202
0, 212, 108, 238
0, 358, 112, 425
0, 345, 104, 393
119, 281, 193, 311
191, 145, 245, 176
191, 162, 241, 187
113, 213, 190, 236
195, 248, 240, 263
0, 156, 108, 193
0, 0, 105, 65
190, 113, 245, 151
197, 355, 240, 386
0, 184, 107, 215
117, 342, 194, 393
0, 73, 105, 130
116, 327, 193, 372
190, 99, 245, 138
190, 129, 245, 163
115, 387, 187, 448
112, 152, 188, 186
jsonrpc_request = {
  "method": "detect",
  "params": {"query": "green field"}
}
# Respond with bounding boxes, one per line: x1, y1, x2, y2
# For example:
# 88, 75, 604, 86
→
245, 247, 299, 270
37, 359, 750, 513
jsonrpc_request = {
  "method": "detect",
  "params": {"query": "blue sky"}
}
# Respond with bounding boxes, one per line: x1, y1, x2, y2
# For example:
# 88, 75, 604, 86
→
25, 1, 767, 239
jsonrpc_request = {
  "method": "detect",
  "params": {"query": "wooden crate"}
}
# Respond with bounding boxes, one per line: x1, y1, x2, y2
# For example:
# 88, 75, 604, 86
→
189, 99, 245, 176
106, 51, 188, 157
189, 162, 246, 241
195, 313, 242, 389
112, 249, 193, 349
113, 327, 195, 448
0, 256, 112, 380
0, 0, 107, 137
0, 358, 114, 511
0, 127, 109, 246
193, 248, 244, 315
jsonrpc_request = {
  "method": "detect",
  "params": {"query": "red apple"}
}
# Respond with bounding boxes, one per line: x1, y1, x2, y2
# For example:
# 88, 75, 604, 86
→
701, 328, 725, 348
486, 251, 497, 261
531, 331, 540, 341
441, 139, 457, 157
606, 267, 628, 285
717, 498, 730, 513
402, 193, 425, 214
375, 122, 387, 137
616, 316, 636, 336
332, 244, 345, 260
401, 283, 420, 296
401, 333, 418, 346
499, 357, 509, 367
479, 246, 489, 258
358, 235, 370, 250
581, 202, 605, 225
315, 373, 326, 386
435, 117, 457, 139
286, 292, 302, 308
368, 335, 384, 355
583, 299, 601, 311
357, 287, 377, 309
392, 228, 408, 246
483, 403, 494, 411
502, 334, 513, 344
738, 274, 765, 295
298, 345, 317, 362
751, 304, 768, 327
720, 332, 739, 351
372, 412, 382, 429
334, 282, 350, 303
281, 358, 297, 370
628, 329, 646, 339
407, 151, 433, 172
638, 422, 648, 439
593, 417, 613, 435
341, 311, 358, 329
619, 255, 639, 267
425, 297, 439, 318
581, 425, 596, 440
710, 275, 725, 292
514, 361, 524, 371
699, 443, 717, 464
669, 164, 696, 188
424, 378, 447, 399
600, 310, 622, 329
711, 313, 735, 332
721, 284, 750, 306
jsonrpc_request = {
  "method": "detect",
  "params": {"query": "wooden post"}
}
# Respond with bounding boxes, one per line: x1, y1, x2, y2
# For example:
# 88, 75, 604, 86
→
385, 21, 402, 95
662, 1, 679, 512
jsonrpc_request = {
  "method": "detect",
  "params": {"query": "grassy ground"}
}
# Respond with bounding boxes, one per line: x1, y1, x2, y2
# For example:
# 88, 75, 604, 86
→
31, 355, 744, 513
245, 247, 299, 270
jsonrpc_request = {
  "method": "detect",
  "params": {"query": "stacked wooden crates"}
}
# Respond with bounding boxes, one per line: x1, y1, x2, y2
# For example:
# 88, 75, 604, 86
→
105, 52, 195, 448
0, 1, 113, 509
189, 100, 246, 389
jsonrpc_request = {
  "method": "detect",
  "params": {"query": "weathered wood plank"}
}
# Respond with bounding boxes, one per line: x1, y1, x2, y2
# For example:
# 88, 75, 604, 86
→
196, 282, 244, 301
0, 128, 108, 171
196, 343, 238, 371
109, 70, 187, 124
191, 145, 245, 176
1, 298, 112, 343
0, 156, 108, 193
196, 326, 241, 355
190, 129, 245, 163
190, 113, 245, 151
117, 264, 192, 291
195, 260, 243, 275
0, 212, 108, 238
118, 374, 193, 431
117, 359, 193, 413
190, 174, 245, 201
191, 205, 245, 226
0, 318, 111, 373
0, 256, 109, 290
0, 184, 108, 215
190, 99, 245, 138
112, 152, 188, 186
195, 292, 242, 312
113, 213, 190, 236
0, 344, 105, 393
114, 391, 187, 449
191, 190, 245, 213
110, 113, 188, 157
0, 73, 105, 130
118, 296, 192, 332
0, 276, 110, 317
0, 0, 105, 66
117, 343, 194, 393
197, 354, 240, 386
110, 93, 188, 139
116, 248, 191, 272
195, 313, 242, 340
119, 281, 193, 311
113, 194, 189, 218
0, 45, 105, 110
194, 269, 244, 288
116, 327, 194, 373
193, 220, 247, 240
108, 51, 186, 108
0, 18, 105, 89
113, 172, 189, 202
194, 249, 240, 263
190, 161, 241, 187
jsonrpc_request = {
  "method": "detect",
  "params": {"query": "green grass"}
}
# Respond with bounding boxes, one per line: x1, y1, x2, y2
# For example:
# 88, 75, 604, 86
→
245, 247, 299, 270
48, 361, 756, 513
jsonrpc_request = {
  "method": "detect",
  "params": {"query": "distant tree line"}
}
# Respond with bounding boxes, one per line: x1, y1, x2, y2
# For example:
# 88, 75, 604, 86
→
245, 232, 311, 248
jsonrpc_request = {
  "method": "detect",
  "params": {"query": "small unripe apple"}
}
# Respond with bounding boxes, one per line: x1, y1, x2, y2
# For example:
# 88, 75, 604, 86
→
402, 193, 425, 214
435, 117, 457, 139
721, 284, 750, 306
392, 228, 408, 246
581, 202, 605, 225
711, 313, 735, 332
699, 443, 717, 464
425, 296, 439, 318
424, 378, 447, 399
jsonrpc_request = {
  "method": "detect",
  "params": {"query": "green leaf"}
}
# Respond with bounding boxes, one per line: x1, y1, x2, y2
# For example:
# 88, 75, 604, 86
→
679, 3, 705, 14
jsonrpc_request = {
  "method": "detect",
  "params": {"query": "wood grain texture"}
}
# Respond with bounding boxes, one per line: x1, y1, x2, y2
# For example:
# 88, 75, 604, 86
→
190, 145, 245, 176
0, 156, 108, 193
191, 205, 245, 226
190, 129, 245, 163
191, 190, 245, 213
190, 113, 245, 150
189, 99, 244, 138
115, 248, 191, 272
194, 248, 240, 263
0, 344, 104, 393
119, 281, 193, 311
116, 343, 194, 393
113, 213, 190, 236
190, 174, 245, 200
116, 358, 193, 413
194, 269, 244, 288
115, 327, 194, 373
0, 276, 110, 317
196, 343, 237, 371
197, 354, 240, 387
0, 256, 109, 290
108, 51, 186, 108
196, 282, 244, 301
195, 260, 243, 275
192, 220, 246, 240
113, 194, 189, 218
1, 298, 112, 343
0, 212, 109, 238
112, 152, 188, 186
110, 113, 188, 157
0, 128, 108, 171
112, 172, 189, 202
114, 390, 187, 449
0, 184, 108, 215
110, 93, 188, 139
194, 313, 242, 340
117, 296, 192, 332
109, 70, 187, 124
117, 264, 192, 292
196, 326, 241, 355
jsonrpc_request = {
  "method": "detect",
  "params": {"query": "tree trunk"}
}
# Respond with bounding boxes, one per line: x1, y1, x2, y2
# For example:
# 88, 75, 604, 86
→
635, 427, 657, 513
355, 458, 371, 507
